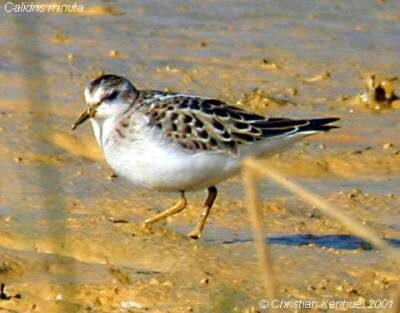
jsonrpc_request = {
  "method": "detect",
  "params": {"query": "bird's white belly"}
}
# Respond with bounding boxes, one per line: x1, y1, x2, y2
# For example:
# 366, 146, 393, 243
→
93, 116, 307, 192
104, 137, 240, 191
91, 117, 239, 191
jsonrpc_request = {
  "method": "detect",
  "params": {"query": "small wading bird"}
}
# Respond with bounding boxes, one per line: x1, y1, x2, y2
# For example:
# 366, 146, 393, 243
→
72, 74, 339, 239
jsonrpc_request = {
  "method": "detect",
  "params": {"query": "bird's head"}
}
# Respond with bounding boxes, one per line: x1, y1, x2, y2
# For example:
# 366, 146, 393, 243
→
72, 74, 138, 130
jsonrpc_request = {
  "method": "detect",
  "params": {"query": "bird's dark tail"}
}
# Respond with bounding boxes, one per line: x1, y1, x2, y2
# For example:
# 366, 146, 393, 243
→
298, 117, 340, 133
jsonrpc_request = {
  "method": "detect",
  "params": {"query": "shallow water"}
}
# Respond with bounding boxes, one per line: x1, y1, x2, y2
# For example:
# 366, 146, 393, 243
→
0, 1, 399, 312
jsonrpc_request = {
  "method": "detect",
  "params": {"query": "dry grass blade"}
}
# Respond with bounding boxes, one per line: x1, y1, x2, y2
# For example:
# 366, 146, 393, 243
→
243, 158, 400, 261
14, 16, 73, 313
242, 166, 276, 305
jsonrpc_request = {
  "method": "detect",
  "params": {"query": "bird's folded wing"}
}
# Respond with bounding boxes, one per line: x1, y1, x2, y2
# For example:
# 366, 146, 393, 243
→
138, 92, 338, 155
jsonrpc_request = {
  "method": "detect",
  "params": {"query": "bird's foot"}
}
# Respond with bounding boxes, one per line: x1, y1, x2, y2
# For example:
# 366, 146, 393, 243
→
187, 228, 202, 240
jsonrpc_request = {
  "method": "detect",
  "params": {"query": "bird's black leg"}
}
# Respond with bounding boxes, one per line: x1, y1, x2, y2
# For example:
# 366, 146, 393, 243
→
188, 186, 218, 239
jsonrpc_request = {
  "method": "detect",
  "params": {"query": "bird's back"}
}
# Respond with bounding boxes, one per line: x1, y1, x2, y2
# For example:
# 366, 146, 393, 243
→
132, 90, 339, 157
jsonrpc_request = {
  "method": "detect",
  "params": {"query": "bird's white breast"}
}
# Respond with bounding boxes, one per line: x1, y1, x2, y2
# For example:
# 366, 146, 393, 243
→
91, 116, 241, 191
90, 115, 307, 192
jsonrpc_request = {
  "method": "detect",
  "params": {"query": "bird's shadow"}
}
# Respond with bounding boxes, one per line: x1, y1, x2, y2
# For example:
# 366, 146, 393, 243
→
207, 233, 400, 251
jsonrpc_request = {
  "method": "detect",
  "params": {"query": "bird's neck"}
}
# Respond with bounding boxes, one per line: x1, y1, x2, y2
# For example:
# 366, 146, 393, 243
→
90, 116, 117, 151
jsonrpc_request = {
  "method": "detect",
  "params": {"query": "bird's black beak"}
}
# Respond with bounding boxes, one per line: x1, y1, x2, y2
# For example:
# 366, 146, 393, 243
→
71, 107, 96, 130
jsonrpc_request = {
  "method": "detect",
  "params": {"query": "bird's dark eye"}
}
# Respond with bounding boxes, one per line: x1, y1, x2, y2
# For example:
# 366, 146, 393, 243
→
105, 91, 119, 101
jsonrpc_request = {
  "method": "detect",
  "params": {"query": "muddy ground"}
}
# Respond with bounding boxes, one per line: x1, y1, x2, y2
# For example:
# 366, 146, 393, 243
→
0, 1, 399, 312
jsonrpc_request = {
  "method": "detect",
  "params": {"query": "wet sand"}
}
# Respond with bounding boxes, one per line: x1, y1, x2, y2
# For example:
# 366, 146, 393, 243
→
0, 1, 399, 312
